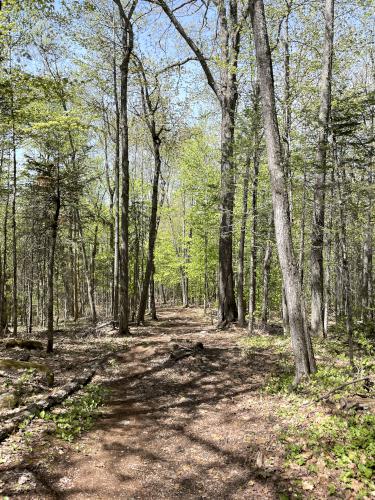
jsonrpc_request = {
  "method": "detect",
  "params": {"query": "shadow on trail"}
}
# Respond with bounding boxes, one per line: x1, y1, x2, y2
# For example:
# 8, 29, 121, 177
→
1, 308, 299, 499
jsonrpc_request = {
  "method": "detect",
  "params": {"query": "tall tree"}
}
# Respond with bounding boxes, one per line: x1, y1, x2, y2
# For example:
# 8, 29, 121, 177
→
112, 0, 138, 335
151, 0, 250, 325
310, 0, 334, 337
250, 0, 316, 382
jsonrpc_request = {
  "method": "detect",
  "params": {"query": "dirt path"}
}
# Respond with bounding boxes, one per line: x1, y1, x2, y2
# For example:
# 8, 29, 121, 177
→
2, 307, 298, 499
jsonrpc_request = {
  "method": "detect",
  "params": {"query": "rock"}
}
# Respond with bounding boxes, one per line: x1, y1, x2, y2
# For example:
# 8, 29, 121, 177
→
0, 392, 18, 409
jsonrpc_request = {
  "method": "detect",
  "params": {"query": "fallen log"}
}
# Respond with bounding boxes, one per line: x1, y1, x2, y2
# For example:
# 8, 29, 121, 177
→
340, 397, 375, 413
170, 342, 204, 362
3, 339, 43, 351
0, 359, 54, 387
96, 320, 118, 331
0, 353, 113, 444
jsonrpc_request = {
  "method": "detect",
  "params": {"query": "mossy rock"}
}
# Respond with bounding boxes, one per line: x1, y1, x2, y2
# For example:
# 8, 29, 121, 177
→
4, 339, 43, 351
0, 392, 18, 409
0, 359, 54, 387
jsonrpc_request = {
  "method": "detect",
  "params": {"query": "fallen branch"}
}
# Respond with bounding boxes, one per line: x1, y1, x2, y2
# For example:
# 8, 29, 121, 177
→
0, 353, 113, 444
96, 320, 118, 330
169, 342, 204, 362
303, 376, 374, 407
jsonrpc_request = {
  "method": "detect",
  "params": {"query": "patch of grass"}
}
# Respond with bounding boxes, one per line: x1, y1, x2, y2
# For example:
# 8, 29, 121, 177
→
241, 334, 290, 354
39, 384, 107, 442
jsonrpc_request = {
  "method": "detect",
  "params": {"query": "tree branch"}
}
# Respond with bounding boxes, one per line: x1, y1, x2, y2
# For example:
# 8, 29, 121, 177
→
146, 0, 219, 99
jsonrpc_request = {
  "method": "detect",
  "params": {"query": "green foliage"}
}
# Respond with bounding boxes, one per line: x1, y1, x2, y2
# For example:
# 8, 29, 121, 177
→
39, 384, 107, 442
283, 414, 375, 495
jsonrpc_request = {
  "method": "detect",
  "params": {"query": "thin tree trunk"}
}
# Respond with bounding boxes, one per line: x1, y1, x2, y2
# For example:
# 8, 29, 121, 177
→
149, 264, 157, 320
11, 117, 17, 336
261, 213, 273, 326
76, 211, 97, 324
113, 28, 120, 322
136, 138, 161, 324
115, 0, 137, 335
310, 0, 334, 336
250, 0, 316, 382
237, 155, 251, 327
46, 173, 61, 354
336, 159, 354, 368
361, 172, 373, 321
0, 153, 10, 334
248, 152, 260, 334
298, 163, 307, 285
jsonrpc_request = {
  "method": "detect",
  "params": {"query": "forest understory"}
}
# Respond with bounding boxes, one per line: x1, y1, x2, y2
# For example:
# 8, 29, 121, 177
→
0, 307, 374, 499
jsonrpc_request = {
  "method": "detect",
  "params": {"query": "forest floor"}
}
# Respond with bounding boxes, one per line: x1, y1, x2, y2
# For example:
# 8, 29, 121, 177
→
0, 307, 374, 499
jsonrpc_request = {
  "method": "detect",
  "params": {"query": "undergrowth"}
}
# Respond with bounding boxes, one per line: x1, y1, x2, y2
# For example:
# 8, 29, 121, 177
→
39, 384, 107, 442
242, 324, 375, 496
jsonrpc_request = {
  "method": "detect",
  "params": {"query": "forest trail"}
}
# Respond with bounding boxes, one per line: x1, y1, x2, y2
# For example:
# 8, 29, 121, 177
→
38, 307, 293, 500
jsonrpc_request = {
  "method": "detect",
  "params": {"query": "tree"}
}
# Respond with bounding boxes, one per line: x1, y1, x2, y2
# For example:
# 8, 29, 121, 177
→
310, 0, 334, 337
250, 0, 316, 381
150, 0, 250, 325
112, 0, 138, 335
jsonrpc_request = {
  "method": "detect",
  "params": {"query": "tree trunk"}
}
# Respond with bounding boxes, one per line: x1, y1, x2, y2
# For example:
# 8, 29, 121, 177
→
361, 171, 373, 321
149, 264, 157, 320
298, 163, 307, 285
137, 138, 161, 324
46, 177, 61, 354
218, 102, 238, 324
115, 1, 137, 335
248, 152, 260, 334
76, 211, 97, 324
11, 120, 17, 336
237, 156, 250, 327
250, 0, 316, 382
261, 213, 273, 326
310, 0, 334, 336
113, 33, 120, 322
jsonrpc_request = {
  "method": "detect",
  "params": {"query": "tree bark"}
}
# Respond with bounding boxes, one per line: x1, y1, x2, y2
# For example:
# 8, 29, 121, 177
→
136, 138, 162, 324
237, 156, 250, 327
76, 211, 97, 324
261, 213, 273, 326
113, 0, 137, 335
46, 172, 61, 354
250, 0, 316, 382
310, 0, 334, 336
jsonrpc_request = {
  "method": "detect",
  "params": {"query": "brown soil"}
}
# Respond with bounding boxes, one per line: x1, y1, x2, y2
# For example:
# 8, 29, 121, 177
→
0, 307, 328, 499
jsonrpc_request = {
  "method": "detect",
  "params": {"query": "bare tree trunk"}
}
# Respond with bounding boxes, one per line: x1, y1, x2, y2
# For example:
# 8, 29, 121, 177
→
0, 152, 9, 334
248, 153, 260, 334
361, 171, 373, 321
298, 163, 307, 285
137, 138, 161, 324
11, 118, 17, 336
250, 0, 316, 382
261, 214, 273, 326
114, 0, 137, 335
76, 211, 97, 324
46, 173, 61, 354
27, 256, 33, 334
149, 264, 157, 320
310, 0, 334, 336
336, 160, 354, 368
237, 156, 250, 327
113, 30, 120, 322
